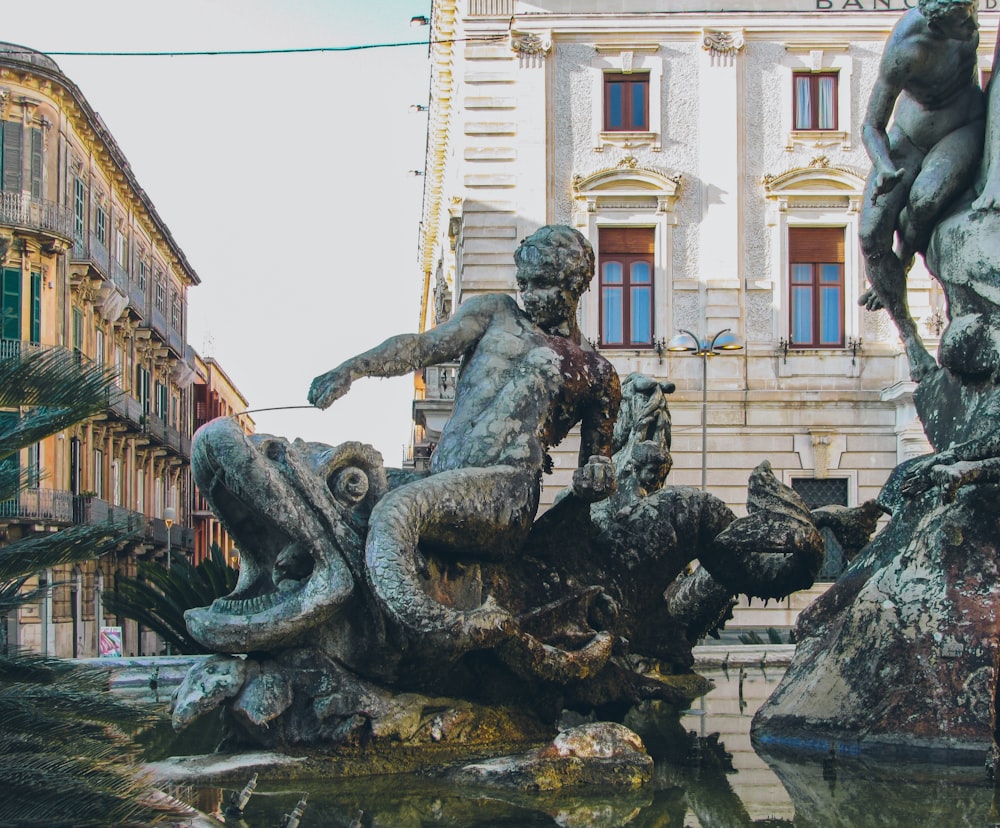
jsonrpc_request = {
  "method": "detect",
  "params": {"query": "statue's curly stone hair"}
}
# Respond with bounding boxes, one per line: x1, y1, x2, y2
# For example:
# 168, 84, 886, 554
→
514, 225, 595, 299
919, 0, 974, 19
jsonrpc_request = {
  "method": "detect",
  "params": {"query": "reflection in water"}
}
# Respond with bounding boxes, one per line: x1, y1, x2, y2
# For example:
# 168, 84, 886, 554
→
167, 666, 995, 827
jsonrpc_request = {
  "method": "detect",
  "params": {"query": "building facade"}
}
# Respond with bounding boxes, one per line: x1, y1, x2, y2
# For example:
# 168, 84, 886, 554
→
413, 1, 993, 623
192, 354, 254, 568
0, 42, 248, 658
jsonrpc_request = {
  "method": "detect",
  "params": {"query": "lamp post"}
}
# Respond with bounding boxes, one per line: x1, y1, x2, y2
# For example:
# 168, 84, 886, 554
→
667, 328, 745, 491
163, 505, 175, 657
163, 506, 176, 572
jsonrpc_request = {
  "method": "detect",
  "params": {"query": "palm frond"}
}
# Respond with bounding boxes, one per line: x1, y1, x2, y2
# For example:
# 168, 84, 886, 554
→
0, 344, 116, 414
0, 342, 171, 824
0, 463, 26, 502
0, 753, 170, 827
103, 544, 238, 655
0, 523, 138, 582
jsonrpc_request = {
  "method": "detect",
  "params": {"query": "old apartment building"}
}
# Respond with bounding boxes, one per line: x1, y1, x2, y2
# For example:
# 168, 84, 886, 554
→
0, 42, 250, 657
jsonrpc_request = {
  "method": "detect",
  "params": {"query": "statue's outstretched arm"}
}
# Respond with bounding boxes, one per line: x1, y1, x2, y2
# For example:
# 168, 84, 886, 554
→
308, 294, 502, 409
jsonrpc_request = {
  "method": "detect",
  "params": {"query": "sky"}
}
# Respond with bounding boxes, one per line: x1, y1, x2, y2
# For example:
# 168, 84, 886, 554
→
2, 0, 432, 465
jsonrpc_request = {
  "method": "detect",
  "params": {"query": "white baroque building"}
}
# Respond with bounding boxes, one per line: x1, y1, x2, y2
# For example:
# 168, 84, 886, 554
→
413, 0, 996, 624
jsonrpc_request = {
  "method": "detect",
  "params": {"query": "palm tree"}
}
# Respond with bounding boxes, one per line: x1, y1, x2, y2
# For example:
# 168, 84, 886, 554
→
103, 543, 239, 655
0, 344, 180, 826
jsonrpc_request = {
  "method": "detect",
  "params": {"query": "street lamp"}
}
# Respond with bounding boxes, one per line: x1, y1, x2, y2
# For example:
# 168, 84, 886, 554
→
163, 506, 176, 571
667, 328, 745, 491
163, 505, 176, 656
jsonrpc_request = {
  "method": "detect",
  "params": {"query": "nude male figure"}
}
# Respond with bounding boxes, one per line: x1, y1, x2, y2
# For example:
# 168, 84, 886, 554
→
859, 0, 984, 381
308, 225, 621, 652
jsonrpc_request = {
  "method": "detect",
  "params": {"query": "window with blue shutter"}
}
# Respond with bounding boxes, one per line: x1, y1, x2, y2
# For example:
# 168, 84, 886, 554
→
29, 271, 40, 344
2, 268, 20, 341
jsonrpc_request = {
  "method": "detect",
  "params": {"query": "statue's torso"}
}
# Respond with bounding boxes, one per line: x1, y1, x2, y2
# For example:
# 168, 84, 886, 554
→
894, 19, 982, 149
431, 306, 606, 472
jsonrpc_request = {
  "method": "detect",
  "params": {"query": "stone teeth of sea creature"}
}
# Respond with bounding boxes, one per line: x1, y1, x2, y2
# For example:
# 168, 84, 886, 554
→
213, 591, 281, 614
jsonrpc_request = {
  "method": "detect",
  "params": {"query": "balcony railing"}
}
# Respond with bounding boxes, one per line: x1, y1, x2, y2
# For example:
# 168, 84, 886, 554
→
110, 256, 129, 295
73, 496, 147, 533
72, 233, 111, 278
0, 338, 44, 360
106, 382, 145, 429
141, 305, 185, 358
149, 516, 194, 553
0, 488, 75, 522
0, 192, 74, 240
419, 362, 459, 401
469, 0, 514, 15
0, 490, 195, 555
127, 276, 146, 316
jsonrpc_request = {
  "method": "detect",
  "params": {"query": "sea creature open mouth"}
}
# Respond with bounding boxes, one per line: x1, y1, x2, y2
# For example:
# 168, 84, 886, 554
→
184, 418, 384, 653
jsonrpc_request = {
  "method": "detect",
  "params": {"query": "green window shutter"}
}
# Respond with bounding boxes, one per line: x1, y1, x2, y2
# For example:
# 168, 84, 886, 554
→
29, 271, 40, 343
73, 178, 86, 239
2, 268, 20, 341
30, 128, 42, 199
72, 306, 83, 352
2, 120, 22, 193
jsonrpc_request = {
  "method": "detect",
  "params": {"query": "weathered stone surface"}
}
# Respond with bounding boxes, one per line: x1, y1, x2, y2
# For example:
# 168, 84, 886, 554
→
175, 228, 841, 755
751, 3, 1000, 761
754, 480, 1000, 757
447, 723, 653, 790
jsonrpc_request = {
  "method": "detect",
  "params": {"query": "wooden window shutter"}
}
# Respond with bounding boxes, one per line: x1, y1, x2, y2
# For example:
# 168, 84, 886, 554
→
2, 121, 22, 193
30, 128, 42, 199
789, 227, 844, 263
600, 227, 655, 255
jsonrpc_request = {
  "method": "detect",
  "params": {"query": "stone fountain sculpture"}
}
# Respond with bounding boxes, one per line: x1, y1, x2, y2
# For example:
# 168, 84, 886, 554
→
754, 2, 1000, 761
172, 225, 861, 763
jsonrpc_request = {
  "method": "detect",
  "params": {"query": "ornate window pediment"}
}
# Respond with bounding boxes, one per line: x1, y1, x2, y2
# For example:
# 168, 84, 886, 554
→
763, 160, 864, 212
573, 159, 682, 220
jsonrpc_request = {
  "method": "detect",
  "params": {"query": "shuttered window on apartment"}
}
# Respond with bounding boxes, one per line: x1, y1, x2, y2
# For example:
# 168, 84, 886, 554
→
30, 271, 41, 344
1, 120, 21, 192
2, 268, 20, 341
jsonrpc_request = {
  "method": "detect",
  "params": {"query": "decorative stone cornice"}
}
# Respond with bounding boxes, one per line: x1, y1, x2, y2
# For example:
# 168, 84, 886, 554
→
594, 43, 660, 55
510, 30, 551, 56
702, 30, 745, 55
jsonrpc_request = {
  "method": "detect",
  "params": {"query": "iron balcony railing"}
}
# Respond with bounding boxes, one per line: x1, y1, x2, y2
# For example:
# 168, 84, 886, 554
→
0, 490, 194, 554
72, 495, 147, 532
106, 382, 145, 429
72, 233, 111, 278
109, 256, 129, 295
0, 192, 74, 240
0, 488, 75, 522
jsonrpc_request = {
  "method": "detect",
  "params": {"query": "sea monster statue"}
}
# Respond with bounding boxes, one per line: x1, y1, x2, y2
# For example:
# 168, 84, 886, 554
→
173, 225, 869, 751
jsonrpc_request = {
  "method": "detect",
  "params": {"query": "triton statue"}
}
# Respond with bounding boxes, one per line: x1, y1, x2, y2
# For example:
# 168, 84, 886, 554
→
174, 226, 851, 752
